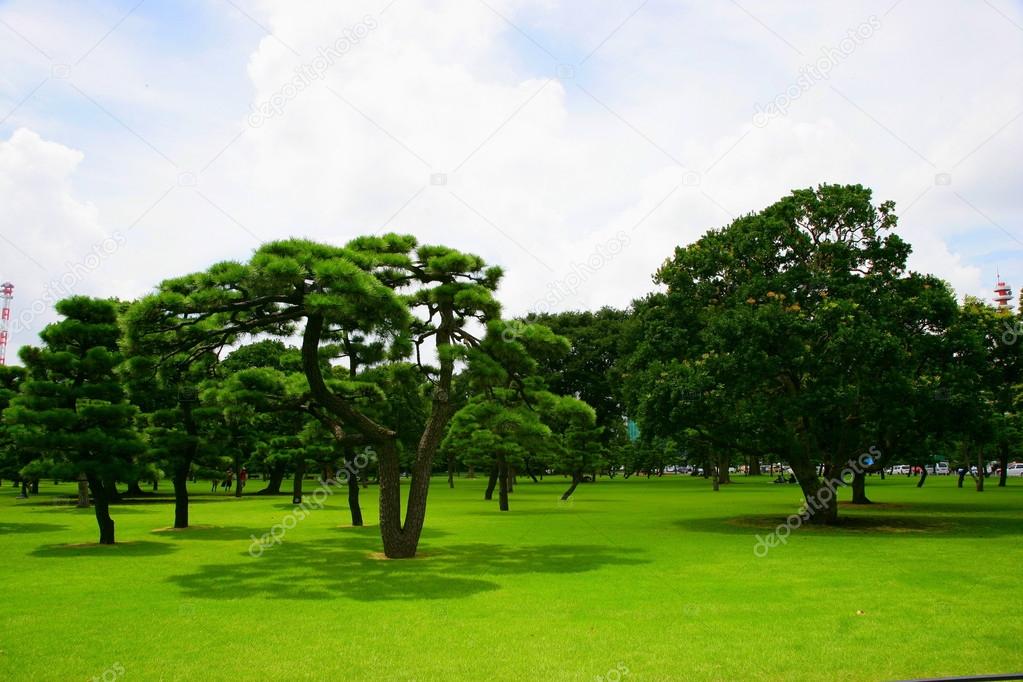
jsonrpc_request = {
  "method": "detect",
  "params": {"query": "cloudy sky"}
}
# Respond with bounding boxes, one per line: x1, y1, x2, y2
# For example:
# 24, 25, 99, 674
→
1, 0, 1021, 361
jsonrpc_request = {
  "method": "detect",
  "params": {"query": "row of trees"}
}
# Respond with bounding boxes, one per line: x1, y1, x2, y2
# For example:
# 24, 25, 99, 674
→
532, 185, 1022, 524
0, 237, 605, 557
2, 184, 1019, 551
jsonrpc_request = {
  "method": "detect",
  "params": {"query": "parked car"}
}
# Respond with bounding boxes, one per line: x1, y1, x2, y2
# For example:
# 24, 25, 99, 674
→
1006, 463, 1023, 478
889, 464, 911, 475
933, 462, 949, 475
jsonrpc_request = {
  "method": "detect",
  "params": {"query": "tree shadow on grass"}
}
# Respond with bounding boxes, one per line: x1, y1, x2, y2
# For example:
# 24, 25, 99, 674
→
0, 521, 69, 534
150, 525, 269, 541
871, 500, 1023, 514
167, 533, 648, 602
30, 540, 178, 558
115, 496, 239, 506
469, 507, 600, 516
675, 513, 1023, 538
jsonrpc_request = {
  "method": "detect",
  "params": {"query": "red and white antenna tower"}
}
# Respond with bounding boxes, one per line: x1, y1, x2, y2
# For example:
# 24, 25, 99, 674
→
993, 271, 1012, 311
0, 282, 13, 365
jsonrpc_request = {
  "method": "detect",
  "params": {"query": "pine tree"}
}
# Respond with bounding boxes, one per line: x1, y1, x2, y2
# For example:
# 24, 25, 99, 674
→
5, 297, 143, 544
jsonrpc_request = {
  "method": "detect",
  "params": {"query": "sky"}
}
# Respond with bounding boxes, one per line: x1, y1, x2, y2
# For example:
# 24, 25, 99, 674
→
0, 0, 1021, 362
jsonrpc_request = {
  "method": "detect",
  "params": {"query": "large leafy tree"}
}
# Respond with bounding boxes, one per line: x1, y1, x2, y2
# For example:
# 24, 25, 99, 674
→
625, 184, 956, 523
125, 235, 502, 558
526, 308, 630, 445
6, 297, 143, 543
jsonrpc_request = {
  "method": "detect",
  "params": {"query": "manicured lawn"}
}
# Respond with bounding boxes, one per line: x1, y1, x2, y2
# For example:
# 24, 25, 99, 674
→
1, 474, 1021, 681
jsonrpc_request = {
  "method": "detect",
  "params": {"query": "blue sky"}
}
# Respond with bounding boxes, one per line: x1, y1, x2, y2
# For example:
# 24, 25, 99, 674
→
1, 0, 1021, 360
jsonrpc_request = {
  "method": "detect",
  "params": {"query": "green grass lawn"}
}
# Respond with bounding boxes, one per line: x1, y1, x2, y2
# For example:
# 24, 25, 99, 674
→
1, 473, 1021, 681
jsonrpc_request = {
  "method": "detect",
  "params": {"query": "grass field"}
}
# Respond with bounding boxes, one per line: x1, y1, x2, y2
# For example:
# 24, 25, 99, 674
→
1, 473, 1021, 681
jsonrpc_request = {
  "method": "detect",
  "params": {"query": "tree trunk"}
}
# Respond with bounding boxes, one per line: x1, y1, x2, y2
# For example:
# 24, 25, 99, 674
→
497, 455, 509, 512
712, 464, 720, 491
957, 468, 966, 488
125, 480, 144, 496
717, 453, 731, 484
173, 403, 199, 528
258, 464, 286, 495
172, 467, 190, 529
749, 455, 762, 476
303, 310, 455, 559
851, 470, 871, 503
484, 464, 498, 500
292, 460, 306, 504
524, 459, 539, 483
344, 447, 363, 527
561, 470, 582, 501
790, 459, 839, 525
376, 383, 456, 558
916, 468, 927, 488
447, 453, 455, 489
998, 443, 1009, 488
76, 473, 90, 508
30, 479, 40, 495
234, 455, 244, 498
86, 475, 115, 544
507, 467, 515, 494
467, 465, 476, 479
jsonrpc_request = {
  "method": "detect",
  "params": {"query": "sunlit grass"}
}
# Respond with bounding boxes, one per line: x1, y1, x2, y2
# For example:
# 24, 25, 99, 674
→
1, 473, 1021, 681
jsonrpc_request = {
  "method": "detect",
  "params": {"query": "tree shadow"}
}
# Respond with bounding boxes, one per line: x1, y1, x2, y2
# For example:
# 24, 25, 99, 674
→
0, 521, 69, 534
150, 525, 269, 541
675, 513, 1023, 538
30, 541, 179, 558
167, 535, 648, 602
115, 496, 234, 506
469, 507, 600, 516
877, 500, 1022, 514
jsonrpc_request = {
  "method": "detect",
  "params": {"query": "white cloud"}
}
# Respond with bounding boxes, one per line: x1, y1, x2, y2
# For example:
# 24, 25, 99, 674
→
0, 128, 125, 357
0, 0, 1020, 362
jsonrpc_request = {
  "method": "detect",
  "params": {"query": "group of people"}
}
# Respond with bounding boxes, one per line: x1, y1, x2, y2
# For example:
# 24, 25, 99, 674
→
773, 473, 798, 485
211, 467, 247, 493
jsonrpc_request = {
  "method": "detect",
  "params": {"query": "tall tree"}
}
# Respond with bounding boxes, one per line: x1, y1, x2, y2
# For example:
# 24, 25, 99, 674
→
6, 297, 143, 544
527, 308, 629, 445
125, 236, 503, 558
624, 185, 956, 523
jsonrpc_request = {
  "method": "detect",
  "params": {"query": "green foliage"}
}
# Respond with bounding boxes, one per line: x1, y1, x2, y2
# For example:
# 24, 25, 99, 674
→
622, 184, 961, 514
5, 297, 143, 486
